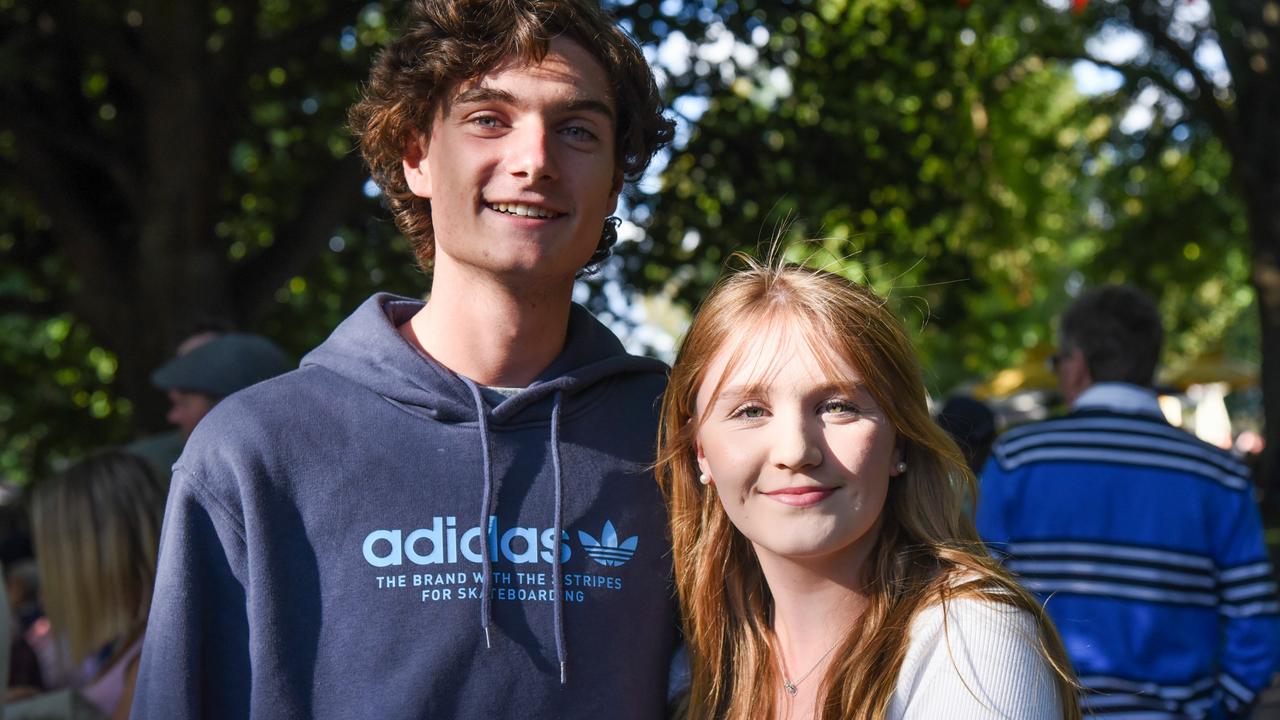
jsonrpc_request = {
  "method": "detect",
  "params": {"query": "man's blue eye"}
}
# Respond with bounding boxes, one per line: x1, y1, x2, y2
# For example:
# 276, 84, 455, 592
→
563, 126, 597, 140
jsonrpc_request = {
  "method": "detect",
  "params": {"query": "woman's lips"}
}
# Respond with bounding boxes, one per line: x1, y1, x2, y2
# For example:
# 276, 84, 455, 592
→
763, 486, 838, 508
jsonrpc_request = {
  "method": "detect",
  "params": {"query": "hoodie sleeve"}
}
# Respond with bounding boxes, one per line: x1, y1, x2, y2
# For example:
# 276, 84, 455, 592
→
131, 467, 252, 720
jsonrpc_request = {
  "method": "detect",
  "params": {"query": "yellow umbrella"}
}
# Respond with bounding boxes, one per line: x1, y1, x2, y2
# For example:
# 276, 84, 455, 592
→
972, 346, 1059, 400
1161, 352, 1258, 391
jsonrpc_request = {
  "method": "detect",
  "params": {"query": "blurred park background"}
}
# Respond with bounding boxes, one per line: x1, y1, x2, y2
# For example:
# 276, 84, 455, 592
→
1, 0, 1277, 503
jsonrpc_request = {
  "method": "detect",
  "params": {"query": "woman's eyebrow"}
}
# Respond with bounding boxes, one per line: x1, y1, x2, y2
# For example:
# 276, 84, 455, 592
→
714, 384, 768, 406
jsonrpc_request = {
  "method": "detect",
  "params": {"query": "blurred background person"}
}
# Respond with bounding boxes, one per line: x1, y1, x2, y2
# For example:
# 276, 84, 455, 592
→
978, 285, 1280, 718
150, 332, 292, 440
124, 320, 236, 477
17, 450, 165, 720
935, 395, 997, 475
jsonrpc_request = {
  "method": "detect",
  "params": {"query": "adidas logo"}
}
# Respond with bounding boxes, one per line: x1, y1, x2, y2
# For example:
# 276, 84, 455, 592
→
363, 516, 639, 568
577, 521, 638, 568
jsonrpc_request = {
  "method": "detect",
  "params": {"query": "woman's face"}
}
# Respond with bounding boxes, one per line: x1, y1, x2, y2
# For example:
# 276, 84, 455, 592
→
694, 323, 902, 565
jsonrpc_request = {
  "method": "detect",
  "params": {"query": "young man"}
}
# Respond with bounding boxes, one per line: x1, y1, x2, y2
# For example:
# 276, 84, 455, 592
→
131, 1, 677, 717
978, 286, 1280, 718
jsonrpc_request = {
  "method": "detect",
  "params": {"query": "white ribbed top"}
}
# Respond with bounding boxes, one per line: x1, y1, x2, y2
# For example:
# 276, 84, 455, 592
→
889, 597, 1064, 719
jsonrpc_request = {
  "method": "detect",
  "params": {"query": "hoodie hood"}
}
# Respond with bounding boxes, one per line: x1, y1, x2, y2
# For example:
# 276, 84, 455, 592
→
300, 293, 667, 423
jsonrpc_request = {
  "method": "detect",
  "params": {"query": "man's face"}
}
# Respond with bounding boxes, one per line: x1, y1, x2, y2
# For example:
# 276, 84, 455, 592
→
167, 390, 217, 438
402, 37, 622, 286
1053, 339, 1091, 406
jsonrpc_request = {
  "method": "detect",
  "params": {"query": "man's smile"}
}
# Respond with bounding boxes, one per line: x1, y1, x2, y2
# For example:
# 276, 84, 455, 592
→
485, 201, 566, 219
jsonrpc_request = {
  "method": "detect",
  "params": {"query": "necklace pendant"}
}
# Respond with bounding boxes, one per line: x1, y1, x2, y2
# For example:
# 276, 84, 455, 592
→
783, 680, 798, 696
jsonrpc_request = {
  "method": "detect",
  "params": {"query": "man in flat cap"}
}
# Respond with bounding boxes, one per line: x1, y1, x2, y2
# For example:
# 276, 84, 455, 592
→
151, 333, 293, 438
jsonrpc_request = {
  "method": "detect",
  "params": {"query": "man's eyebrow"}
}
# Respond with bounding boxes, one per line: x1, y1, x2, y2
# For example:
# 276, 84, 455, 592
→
452, 87, 517, 107
560, 98, 615, 122
451, 87, 615, 122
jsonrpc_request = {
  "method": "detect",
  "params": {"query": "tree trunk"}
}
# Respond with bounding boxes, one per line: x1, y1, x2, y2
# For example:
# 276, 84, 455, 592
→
1249, 160, 1280, 507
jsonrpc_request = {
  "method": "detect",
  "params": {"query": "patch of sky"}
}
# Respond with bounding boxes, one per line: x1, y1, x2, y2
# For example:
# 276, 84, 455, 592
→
1072, 60, 1124, 96
1085, 23, 1146, 65
1194, 42, 1231, 88
750, 25, 769, 48
1119, 86, 1160, 134
697, 23, 736, 65
656, 31, 692, 77
363, 178, 380, 198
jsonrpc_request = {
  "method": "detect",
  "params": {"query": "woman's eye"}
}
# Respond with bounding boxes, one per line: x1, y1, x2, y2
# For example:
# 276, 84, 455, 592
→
730, 404, 767, 420
821, 400, 860, 415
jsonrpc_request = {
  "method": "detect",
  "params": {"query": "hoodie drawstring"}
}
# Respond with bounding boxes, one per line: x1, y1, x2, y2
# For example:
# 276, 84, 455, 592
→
463, 379, 498, 650
549, 391, 567, 684
464, 381, 570, 685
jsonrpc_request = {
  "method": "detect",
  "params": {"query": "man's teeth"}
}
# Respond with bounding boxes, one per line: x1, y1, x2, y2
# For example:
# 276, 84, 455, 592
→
490, 203, 559, 219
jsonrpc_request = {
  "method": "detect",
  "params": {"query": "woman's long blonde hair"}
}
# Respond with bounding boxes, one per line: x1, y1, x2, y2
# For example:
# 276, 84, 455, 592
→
31, 450, 166, 663
657, 256, 1080, 719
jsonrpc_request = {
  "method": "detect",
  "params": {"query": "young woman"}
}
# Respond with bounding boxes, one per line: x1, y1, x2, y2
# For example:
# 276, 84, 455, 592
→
657, 258, 1080, 720
30, 450, 165, 720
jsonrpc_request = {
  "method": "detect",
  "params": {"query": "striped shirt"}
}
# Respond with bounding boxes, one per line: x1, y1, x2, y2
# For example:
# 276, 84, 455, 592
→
977, 384, 1280, 719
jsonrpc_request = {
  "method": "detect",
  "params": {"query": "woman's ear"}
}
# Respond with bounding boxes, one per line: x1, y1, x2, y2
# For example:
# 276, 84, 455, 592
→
694, 437, 713, 485
890, 440, 907, 477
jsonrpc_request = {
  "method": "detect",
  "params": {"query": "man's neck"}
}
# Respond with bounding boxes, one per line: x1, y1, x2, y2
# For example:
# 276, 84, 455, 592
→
400, 260, 575, 387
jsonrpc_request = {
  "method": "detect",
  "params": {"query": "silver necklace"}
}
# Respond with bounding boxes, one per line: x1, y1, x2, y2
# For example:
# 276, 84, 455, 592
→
778, 635, 843, 696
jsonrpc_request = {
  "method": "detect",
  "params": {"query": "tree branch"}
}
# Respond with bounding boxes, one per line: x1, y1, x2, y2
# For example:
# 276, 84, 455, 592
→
1122, 0, 1238, 153
9, 141, 132, 339
0, 103, 143, 213
246, 3, 362, 75
232, 152, 372, 320
44, 0, 152, 93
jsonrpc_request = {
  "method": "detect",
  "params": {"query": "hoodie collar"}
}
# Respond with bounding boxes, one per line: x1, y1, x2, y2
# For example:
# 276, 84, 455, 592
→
300, 293, 666, 423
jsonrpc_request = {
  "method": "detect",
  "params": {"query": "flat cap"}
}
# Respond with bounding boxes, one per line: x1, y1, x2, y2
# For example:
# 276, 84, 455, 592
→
151, 333, 293, 397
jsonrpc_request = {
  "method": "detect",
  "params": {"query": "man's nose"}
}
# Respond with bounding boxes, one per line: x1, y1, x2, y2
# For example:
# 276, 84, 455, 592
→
506, 122, 558, 182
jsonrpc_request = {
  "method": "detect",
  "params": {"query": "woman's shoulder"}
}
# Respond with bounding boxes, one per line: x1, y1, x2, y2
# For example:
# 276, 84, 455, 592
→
891, 590, 1064, 720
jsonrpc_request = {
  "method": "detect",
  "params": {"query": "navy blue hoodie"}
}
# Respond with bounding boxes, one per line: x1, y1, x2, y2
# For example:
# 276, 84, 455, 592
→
132, 294, 678, 719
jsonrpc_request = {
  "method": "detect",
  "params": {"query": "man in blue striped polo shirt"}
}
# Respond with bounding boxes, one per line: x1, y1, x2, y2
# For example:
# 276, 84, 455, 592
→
978, 284, 1280, 719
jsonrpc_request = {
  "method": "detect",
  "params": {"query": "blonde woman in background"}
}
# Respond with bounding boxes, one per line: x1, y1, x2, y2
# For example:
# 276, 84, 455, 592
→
30, 450, 164, 720
657, 257, 1080, 720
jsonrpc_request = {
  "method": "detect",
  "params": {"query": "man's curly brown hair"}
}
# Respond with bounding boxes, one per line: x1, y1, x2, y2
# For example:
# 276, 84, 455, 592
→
349, 0, 674, 274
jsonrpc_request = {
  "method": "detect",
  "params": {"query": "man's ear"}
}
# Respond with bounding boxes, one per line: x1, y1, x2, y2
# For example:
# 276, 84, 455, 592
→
605, 170, 623, 215
402, 134, 433, 199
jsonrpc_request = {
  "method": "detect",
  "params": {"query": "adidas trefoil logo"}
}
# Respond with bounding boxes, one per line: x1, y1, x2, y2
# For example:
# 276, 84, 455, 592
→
578, 521, 638, 567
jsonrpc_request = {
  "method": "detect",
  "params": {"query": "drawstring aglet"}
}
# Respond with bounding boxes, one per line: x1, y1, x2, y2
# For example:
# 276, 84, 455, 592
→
559, 661, 567, 685
484, 626, 492, 649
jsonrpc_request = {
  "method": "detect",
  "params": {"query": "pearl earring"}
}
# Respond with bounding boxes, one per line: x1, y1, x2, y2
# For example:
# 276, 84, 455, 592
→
894, 461, 907, 474
698, 473, 710, 485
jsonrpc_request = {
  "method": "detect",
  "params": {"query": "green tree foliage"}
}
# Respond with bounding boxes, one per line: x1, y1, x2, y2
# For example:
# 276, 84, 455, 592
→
0, 0, 427, 483
621, 0, 1256, 403
619, 0, 1097, 390
0, 0, 1267, 487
